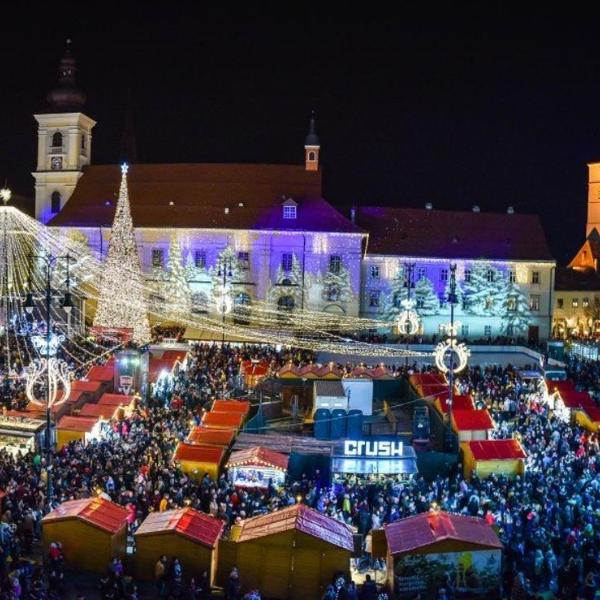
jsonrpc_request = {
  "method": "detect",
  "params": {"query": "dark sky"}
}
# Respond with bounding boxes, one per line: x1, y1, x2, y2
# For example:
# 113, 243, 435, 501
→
1, 5, 598, 264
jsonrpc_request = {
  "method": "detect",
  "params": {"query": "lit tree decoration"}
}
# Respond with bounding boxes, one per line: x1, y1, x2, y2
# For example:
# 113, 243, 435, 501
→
93, 164, 151, 344
414, 276, 439, 315
434, 321, 470, 374
164, 233, 192, 316
25, 357, 71, 407
396, 298, 421, 335
500, 278, 532, 335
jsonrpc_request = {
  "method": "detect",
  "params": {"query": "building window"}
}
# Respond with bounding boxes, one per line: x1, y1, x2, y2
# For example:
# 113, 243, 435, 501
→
369, 290, 380, 308
417, 267, 427, 280
529, 294, 540, 312
281, 252, 293, 272
464, 269, 471, 283
484, 325, 492, 337
461, 324, 469, 337
52, 131, 63, 148
486, 269, 495, 283
329, 255, 342, 274
194, 250, 206, 269
508, 270, 516, 283
152, 248, 164, 268
81, 135, 86, 150
583, 297, 590, 308
531, 271, 540, 284
370, 265, 380, 279
50, 191, 61, 214
308, 151, 316, 161
557, 298, 564, 309
283, 204, 297, 219
572, 298, 579, 308
238, 251, 250, 270
440, 269, 448, 282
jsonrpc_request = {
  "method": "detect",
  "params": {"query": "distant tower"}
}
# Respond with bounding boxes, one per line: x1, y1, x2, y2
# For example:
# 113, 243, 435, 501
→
304, 111, 320, 172
587, 161, 600, 237
32, 40, 96, 224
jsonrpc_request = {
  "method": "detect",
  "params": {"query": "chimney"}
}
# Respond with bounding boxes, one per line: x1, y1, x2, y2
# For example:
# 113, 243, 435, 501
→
425, 203, 433, 211
350, 206, 356, 224
472, 205, 480, 213
507, 206, 514, 214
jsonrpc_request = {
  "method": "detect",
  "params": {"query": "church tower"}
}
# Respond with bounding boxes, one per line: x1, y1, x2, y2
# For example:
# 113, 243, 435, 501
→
304, 111, 320, 171
32, 40, 96, 224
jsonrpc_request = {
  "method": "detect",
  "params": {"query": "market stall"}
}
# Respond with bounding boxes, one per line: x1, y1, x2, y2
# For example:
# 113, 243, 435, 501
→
240, 359, 269, 388
55, 415, 103, 448
134, 507, 223, 583
461, 439, 527, 479
70, 379, 104, 404
187, 426, 237, 448
98, 393, 136, 419
384, 511, 503, 599
225, 504, 353, 600
225, 446, 288, 488
78, 402, 120, 421
86, 364, 115, 391
434, 393, 475, 416
211, 399, 251, 418
451, 409, 494, 442
201, 410, 245, 431
42, 498, 128, 573
173, 442, 225, 480
0, 414, 47, 456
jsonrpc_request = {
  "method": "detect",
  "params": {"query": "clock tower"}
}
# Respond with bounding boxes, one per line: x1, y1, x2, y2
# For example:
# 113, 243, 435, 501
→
32, 40, 96, 224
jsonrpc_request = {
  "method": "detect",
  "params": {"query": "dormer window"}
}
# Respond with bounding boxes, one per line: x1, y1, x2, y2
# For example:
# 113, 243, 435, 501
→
283, 204, 297, 219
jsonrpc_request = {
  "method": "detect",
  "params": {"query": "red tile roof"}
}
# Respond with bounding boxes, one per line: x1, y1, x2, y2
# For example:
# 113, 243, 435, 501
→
385, 511, 503, 555
201, 411, 245, 429
437, 394, 475, 413
86, 365, 114, 383
357, 206, 553, 260
79, 403, 118, 419
467, 439, 527, 461
452, 409, 495, 431
187, 427, 237, 447
48, 164, 359, 234
211, 399, 251, 416
174, 443, 225, 465
237, 504, 353, 551
43, 498, 128, 534
135, 507, 223, 547
56, 415, 99, 433
226, 446, 289, 471
98, 393, 135, 407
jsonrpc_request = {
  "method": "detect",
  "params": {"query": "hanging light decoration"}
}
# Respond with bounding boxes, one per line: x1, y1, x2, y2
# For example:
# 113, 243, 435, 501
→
214, 284, 233, 315
25, 357, 72, 407
433, 321, 470, 374
396, 298, 420, 335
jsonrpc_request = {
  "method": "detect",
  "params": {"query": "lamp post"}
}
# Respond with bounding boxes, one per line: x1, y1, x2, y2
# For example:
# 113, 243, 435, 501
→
403, 262, 416, 367
216, 255, 233, 345
24, 253, 73, 507
446, 264, 458, 427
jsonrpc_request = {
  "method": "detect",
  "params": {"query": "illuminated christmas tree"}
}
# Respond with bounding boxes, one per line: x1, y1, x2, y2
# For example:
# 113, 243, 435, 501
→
93, 164, 150, 344
382, 265, 408, 321
164, 233, 192, 317
414, 276, 439, 315
500, 279, 531, 335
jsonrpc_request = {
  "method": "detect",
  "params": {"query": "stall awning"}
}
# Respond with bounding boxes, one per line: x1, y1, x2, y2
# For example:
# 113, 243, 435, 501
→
436, 394, 475, 413
72, 380, 102, 392
467, 439, 527, 461
226, 446, 289, 471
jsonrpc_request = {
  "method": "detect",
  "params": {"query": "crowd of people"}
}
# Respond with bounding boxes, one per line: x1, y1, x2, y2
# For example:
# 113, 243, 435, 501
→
0, 339, 598, 598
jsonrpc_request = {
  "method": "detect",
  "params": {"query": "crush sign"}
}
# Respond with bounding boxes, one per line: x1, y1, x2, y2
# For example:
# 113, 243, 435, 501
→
343, 439, 404, 457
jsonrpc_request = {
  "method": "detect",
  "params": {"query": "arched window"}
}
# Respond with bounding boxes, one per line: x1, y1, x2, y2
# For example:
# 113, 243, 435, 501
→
52, 132, 63, 148
51, 191, 61, 214
308, 151, 315, 161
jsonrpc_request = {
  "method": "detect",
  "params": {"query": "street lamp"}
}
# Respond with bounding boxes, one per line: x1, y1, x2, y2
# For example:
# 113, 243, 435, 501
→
24, 252, 73, 507
402, 262, 416, 367
216, 256, 233, 345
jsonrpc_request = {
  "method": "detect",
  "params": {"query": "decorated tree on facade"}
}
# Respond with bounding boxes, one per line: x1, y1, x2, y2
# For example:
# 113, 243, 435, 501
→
93, 165, 151, 344
320, 263, 353, 305
462, 263, 504, 316
414, 276, 439, 315
382, 265, 409, 321
163, 234, 192, 317
209, 247, 241, 314
500, 279, 531, 335
443, 278, 463, 312
268, 253, 303, 307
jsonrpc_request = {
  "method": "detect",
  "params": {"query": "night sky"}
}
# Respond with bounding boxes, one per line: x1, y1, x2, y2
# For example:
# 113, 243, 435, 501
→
1, 6, 598, 264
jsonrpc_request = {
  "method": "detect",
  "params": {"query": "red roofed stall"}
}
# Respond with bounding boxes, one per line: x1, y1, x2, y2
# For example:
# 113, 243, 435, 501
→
201, 410, 245, 431
98, 393, 136, 418
86, 365, 115, 388
174, 442, 225, 480
451, 409, 495, 441
211, 399, 251, 418
435, 394, 475, 415
225, 446, 289, 488
240, 360, 269, 388
383, 511, 503, 598
56, 415, 102, 448
134, 508, 223, 583
222, 504, 353, 599
187, 426, 236, 448
70, 379, 104, 404
42, 498, 128, 573
461, 439, 527, 479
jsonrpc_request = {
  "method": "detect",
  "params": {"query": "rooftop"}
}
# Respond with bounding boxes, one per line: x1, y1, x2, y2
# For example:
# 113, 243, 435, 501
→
43, 498, 128, 534
226, 446, 289, 471
467, 439, 527, 461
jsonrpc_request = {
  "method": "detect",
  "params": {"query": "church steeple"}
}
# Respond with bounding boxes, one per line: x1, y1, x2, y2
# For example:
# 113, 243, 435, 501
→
46, 39, 86, 112
304, 111, 320, 172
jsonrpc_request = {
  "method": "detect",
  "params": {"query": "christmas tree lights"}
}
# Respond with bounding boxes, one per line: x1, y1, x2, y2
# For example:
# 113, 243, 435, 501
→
93, 164, 151, 344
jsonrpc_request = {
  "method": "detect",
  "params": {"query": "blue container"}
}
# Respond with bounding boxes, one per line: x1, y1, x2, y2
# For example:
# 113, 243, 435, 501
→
330, 409, 347, 440
314, 409, 331, 440
346, 409, 363, 438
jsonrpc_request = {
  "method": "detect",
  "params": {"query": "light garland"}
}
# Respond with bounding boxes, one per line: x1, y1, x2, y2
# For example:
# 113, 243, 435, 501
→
396, 298, 421, 335
433, 321, 470, 374
25, 357, 71, 407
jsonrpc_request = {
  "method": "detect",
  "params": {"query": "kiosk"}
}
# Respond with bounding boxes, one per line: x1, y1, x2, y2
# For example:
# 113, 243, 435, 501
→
226, 446, 288, 488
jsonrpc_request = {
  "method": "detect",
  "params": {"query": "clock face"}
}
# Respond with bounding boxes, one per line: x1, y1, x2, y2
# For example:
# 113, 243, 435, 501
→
51, 156, 63, 171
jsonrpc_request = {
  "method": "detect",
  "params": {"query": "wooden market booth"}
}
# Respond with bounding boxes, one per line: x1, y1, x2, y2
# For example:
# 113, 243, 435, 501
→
461, 439, 527, 479
201, 410, 245, 431
225, 446, 288, 488
86, 364, 115, 391
187, 426, 236, 448
174, 442, 225, 480
55, 415, 102, 448
42, 498, 128, 573
70, 379, 105, 403
98, 393, 136, 419
134, 507, 223, 583
384, 511, 503, 599
78, 402, 121, 421
211, 399, 251, 418
224, 504, 353, 600
434, 394, 475, 417
451, 409, 495, 442
240, 359, 269, 388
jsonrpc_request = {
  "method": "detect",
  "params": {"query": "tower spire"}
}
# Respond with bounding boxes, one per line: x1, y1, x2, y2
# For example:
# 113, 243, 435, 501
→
46, 39, 86, 112
304, 110, 320, 171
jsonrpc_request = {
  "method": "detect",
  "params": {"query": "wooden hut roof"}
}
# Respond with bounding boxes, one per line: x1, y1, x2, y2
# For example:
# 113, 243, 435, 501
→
71, 380, 102, 392
79, 403, 118, 419
174, 443, 225, 464
452, 409, 494, 431
277, 363, 300, 378
98, 393, 135, 407
187, 427, 236, 447
43, 498, 128, 534
135, 507, 223, 547
437, 394, 475, 413
201, 411, 245, 429
56, 415, 99, 433
467, 439, 527, 461
86, 365, 114, 383
211, 399, 251, 416
237, 504, 353, 550
385, 511, 503, 555
226, 446, 289, 471
409, 372, 446, 386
